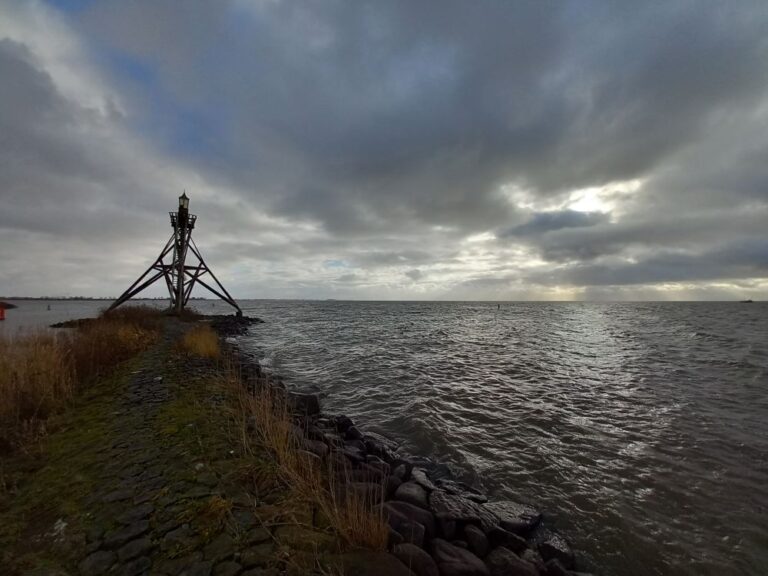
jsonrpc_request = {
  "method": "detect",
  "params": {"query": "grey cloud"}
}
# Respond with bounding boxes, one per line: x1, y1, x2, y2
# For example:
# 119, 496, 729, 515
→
499, 210, 609, 238
3, 1, 768, 298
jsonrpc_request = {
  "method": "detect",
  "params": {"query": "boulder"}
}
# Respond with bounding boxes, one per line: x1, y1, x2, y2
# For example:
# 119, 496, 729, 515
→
536, 530, 574, 569
430, 490, 497, 529
482, 501, 541, 536
394, 543, 440, 576
543, 558, 570, 576
335, 415, 354, 432
393, 463, 409, 482
430, 538, 489, 576
346, 426, 364, 440
435, 479, 488, 504
288, 392, 320, 416
410, 468, 436, 491
464, 524, 489, 558
438, 518, 458, 540
384, 501, 436, 539
387, 475, 403, 498
485, 546, 538, 576
487, 527, 526, 554
395, 482, 430, 509
393, 519, 426, 548
301, 438, 329, 459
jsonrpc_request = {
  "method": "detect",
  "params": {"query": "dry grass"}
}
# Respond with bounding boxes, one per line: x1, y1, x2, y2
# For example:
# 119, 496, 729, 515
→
0, 306, 162, 451
229, 369, 389, 551
180, 324, 221, 359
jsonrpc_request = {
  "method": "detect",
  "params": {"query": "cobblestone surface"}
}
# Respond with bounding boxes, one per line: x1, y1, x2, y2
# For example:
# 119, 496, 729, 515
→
0, 321, 341, 576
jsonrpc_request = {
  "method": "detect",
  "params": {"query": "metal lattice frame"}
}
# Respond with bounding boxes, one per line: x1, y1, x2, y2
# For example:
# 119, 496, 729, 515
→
107, 207, 241, 314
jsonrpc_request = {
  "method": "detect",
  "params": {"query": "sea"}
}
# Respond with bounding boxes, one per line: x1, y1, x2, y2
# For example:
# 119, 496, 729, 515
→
2, 299, 767, 575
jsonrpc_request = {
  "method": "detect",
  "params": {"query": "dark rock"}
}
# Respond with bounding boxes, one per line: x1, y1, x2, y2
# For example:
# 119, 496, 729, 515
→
536, 530, 574, 569
430, 490, 496, 530
116, 502, 155, 524
521, 549, 546, 573
341, 445, 366, 463
117, 537, 154, 562
120, 555, 152, 576
243, 526, 271, 544
335, 415, 354, 432
385, 501, 436, 539
204, 533, 236, 562
103, 520, 150, 549
394, 543, 439, 576
483, 501, 541, 536
336, 550, 413, 576
452, 540, 469, 548
543, 558, 569, 576
435, 479, 488, 504
365, 456, 391, 476
213, 560, 243, 576
301, 438, 329, 459
485, 546, 538, 576
79, 550, 116, 576
387, 475, 403, 497
155, 551, 203, 575
395, 482, 430, 509
393, 519, 426, 547
241, 542, 274, 568
464, 525, 489, 558
430, 538, 489, 576
439, 518, 458, 540
288, 392, 320, 416
410, 468, 436, 491
185, 561, 215, 576
388, 527, 405, 548
196, 471, 219, 487
393, 464, 409, 482
362, 433, 398, 461
231, 509, 258, 530
161, 524, 199, 552
103, 488, 133, 503
346, 426, 364, 440
487, 527, 526, 554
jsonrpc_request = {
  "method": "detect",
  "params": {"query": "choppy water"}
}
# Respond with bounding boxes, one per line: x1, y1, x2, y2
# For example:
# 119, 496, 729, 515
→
236, 301, 768, 576
3, 300, 767, 575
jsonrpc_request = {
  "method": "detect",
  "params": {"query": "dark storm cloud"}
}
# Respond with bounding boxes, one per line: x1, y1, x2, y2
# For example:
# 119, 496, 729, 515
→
499, 210, 609, 238
2, 1, 768, 298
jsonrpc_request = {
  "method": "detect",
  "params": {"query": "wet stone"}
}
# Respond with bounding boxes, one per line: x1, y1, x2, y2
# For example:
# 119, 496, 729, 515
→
213, 560, 243, 576
117, 502, 155, 524
196, 471, 219, 487
120, 555, 152, 576
395, 481, 430, 509
103, 488, 134, 503
155, 551, 203, 575
103, 520, 150, 549
485, 546, 537, 576
243, 526, 271, 545
482, 501, 541, 536
204, 533, 236, 562
393, 543, 439, 576
184, 561, 214, 576
430, 538, 489, 576
118, 537, 154, 562
240, 542, 274, 568
162, 524, 199, 552
79, 550, 117, 576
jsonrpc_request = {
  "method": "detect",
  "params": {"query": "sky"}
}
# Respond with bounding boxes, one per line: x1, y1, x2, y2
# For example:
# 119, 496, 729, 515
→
1, 1, 767, 301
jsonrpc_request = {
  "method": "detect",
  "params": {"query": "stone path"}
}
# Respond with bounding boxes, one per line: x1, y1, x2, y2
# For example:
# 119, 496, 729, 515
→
0, 321, 343, 576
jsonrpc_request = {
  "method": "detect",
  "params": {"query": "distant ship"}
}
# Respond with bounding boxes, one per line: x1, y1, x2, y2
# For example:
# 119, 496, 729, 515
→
740, 299, 754, 303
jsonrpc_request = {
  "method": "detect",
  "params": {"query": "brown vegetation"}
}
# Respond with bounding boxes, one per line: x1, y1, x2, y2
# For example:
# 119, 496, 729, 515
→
179, 323, 221, 359
0, 306, 162, 451
227, 368, 389, 551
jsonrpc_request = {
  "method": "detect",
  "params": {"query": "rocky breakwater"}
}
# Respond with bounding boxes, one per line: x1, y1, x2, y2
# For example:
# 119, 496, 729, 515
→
247, 384, 594, 576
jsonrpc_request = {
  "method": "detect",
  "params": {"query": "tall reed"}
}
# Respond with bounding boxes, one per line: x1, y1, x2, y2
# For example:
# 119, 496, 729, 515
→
230, 369, 389, 550
0, 306, 162, 451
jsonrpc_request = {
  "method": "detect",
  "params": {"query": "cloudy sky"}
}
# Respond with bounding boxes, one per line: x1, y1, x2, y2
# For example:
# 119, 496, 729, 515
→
1, 1, 767, 300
